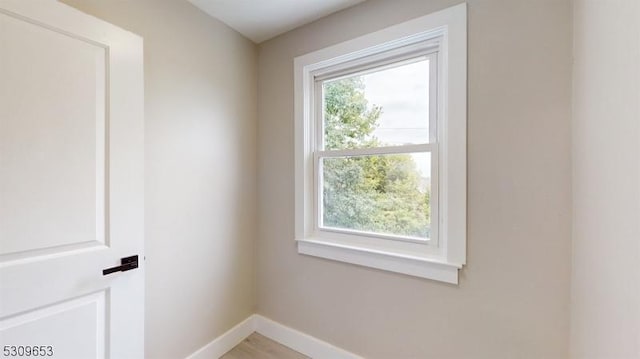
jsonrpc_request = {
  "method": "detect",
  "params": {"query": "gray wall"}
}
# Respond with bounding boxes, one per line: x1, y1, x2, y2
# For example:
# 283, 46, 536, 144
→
571, 0, 640, 357
257, 0, 572, 358
60, 1, 258, 358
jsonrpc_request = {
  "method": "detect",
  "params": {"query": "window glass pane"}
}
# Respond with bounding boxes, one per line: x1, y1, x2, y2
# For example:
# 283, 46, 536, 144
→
321, 152, 431, 240
322, 59, 430, 150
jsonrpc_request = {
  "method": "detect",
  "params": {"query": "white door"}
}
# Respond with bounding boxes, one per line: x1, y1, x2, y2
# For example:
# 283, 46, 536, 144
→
0, 1, 144, 358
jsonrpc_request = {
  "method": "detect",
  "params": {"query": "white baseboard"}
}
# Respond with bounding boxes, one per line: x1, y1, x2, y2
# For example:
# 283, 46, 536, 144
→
185, 314, 362, 359
254, 315, 362, 359
185, 315, 256, 359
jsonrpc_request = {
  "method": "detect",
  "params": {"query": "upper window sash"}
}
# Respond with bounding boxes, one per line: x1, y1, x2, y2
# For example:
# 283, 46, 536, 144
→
312, 50, 440, 153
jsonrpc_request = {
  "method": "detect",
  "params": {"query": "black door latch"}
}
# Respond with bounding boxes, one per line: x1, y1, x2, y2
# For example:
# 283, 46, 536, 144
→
102, 255, 139, 275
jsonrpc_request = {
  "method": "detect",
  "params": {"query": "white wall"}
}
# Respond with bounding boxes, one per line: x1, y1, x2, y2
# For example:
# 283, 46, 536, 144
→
257, 0, 573, 357
571, 0, 640, 357
59, 1, 258, 358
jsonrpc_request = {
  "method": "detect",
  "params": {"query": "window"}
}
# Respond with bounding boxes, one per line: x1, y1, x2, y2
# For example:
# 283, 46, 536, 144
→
294, 4, 467, 284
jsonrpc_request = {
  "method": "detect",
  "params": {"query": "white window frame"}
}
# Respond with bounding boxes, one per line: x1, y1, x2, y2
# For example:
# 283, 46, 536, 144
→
294, 3, 467, 284
315, 50, 440, 245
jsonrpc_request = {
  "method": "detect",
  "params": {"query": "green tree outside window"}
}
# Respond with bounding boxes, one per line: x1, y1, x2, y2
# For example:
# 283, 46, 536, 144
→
322, 77, 431, 239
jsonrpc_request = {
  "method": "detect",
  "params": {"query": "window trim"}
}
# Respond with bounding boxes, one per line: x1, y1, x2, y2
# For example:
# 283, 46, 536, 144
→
294, 3, 467, 284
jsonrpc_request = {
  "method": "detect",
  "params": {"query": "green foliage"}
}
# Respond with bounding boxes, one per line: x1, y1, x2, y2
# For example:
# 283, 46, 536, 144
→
322, 77, 431, 238
323, 78, 381, 150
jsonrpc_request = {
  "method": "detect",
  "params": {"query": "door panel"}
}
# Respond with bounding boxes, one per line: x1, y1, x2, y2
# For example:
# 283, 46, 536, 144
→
0, 10, 107, 256
1, 292, 106, 359
0, 1, 144, 358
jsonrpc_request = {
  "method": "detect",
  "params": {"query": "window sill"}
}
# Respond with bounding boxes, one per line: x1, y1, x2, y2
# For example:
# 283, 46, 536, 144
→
296, 238, 462, 284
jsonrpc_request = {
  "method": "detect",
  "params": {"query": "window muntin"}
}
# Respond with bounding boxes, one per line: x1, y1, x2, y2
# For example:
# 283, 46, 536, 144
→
313, 53, 438, 244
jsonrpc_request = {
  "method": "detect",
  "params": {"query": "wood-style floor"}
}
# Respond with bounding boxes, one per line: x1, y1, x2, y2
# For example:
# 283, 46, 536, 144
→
220, 333, 309, 359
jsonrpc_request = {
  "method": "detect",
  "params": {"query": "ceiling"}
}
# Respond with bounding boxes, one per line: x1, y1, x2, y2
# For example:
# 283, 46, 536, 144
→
188, 0, 366, 43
